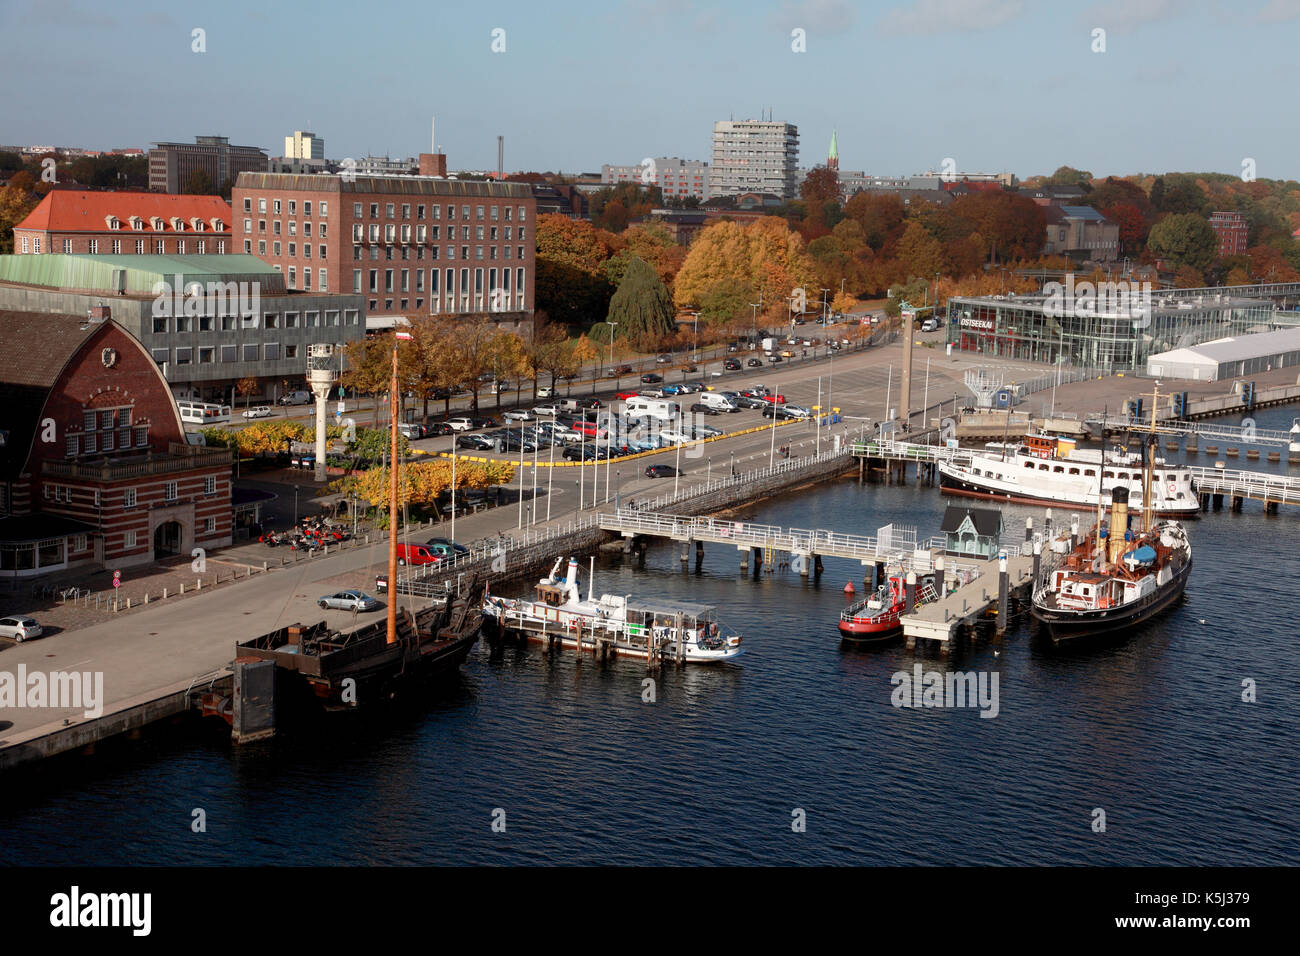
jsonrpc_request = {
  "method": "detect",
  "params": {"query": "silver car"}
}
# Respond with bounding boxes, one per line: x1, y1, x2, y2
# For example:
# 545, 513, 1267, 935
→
317, 590, 382, 612
0, 616, 43, 642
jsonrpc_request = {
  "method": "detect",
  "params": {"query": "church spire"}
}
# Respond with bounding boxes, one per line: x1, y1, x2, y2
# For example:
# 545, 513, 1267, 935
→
828, 130, 839, 170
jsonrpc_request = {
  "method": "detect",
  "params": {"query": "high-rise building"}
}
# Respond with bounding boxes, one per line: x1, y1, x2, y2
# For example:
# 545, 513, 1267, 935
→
709, 119, 799, 199
284, 131, 325, 160
148, 136, 268, 194
601, 158, 710, 201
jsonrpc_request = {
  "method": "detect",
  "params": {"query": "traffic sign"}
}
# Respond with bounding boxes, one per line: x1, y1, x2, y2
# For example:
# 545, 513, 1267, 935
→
113, 578, 120, 589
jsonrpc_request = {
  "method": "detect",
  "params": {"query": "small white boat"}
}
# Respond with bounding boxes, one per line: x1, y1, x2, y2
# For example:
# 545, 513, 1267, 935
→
482, 557, 743, 663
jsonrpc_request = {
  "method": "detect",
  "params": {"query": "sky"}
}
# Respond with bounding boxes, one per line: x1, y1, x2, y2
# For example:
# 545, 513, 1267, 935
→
2, 0, 1298, 182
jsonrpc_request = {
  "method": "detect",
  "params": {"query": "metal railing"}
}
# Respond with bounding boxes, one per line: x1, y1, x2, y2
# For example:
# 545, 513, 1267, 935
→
1188, 466, 1300, 503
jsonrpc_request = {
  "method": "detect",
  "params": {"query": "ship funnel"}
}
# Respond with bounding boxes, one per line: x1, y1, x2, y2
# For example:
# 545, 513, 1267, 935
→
565, 557, 581, 604
1108, 486, 1130, 565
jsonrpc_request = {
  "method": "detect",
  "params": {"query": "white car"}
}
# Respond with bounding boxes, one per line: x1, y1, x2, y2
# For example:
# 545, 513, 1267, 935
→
536, 385, 555, 399
447, 417, 474, 432
503, 409, 534, 422
242, 405, 272, 419
0, 616, 43, 642
658, 427, 692, 444
533, 404, 560, 417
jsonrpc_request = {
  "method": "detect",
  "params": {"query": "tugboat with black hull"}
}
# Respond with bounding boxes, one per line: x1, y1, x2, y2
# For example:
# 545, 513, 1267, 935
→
1031, 394, 1193, 643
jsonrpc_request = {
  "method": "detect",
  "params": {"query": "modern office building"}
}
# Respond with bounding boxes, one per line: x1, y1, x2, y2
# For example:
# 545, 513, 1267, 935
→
1209, 210, 1249, 257
947, 288, 1277, 371
0, 308, 235, 577
285, 131, 325, 161
602, 158, 710, 201
0, 254, 364, 405
148, 136, 269, 194
232, 170, 536, 326
12, 191, 232, 256
710, 120, 799, 199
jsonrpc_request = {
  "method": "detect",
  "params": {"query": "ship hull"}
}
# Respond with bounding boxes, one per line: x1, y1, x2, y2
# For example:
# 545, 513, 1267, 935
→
838, 614, 903, 642
939, 471, 1199, 518
1031, 556, 1192, 642
483, 611, 741, 662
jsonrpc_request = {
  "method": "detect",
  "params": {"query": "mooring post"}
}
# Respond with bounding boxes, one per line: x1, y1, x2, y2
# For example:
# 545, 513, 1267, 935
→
813, 554, 823, 577
1024, 517, 1033, 543
904, 571, 916, 614
1032, 535, 1042, 581
1044, 509, 1052, 536
695, 540, 704, 569
933, 555, 945, 598
997, 552, 1009, 637
752, 546, 763, 575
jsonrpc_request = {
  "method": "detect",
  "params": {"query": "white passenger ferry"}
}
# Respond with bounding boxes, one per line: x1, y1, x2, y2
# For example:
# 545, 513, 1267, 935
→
938, 433, 1199, 517
482, 557, 743, 663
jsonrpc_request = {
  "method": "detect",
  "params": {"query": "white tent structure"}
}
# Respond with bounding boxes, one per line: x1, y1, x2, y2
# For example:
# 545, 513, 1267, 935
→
1146, 327, 1300, 381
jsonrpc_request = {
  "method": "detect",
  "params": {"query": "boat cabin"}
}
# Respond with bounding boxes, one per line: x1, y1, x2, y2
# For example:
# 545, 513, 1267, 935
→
940, 505, 1003, 559
535, 581, 570, 607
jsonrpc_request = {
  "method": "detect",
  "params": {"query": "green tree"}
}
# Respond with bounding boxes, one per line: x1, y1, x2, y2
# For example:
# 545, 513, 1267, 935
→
1147, 213, 1218, 271
185, 167, 216, 195
606, 256, 676, 349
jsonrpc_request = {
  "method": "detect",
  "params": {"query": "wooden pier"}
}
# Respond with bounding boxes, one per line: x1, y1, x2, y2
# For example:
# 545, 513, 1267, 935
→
899, 553, 1036, 646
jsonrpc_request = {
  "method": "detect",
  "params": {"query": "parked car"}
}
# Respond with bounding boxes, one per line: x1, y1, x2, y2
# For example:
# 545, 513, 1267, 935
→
921, 317, 940, 332
645, 464, 678, 478
536, 385, 555, 399
397, 422, 426, 439
424, 421, 455, 436
691, 423, 723, 438
616, 390, 640, 401
242, 405, 272, 419
318, 590, 382, 612
608, 364, 634, 375
424, 538, 470, 555
395, 543, 443, 567
533, 404, 560, 417
690, 402, 720, 416
746, 357, 763, 368
724, 358, 741, 370
678, 383, 703, 393
768, 354, 784, 364
662, 384, 685, 396
456, 433, 494, 450
563, 445, 601, 461
503, 409, 535, 422
641, 372, 664, 384
471, 417, 497, 429
278, 390, 312, 406
0, 616, 42, 642
683, 363, 698, 372
447, 417, 475, 432
780, 349, 796, 358
655, 354, 672, 365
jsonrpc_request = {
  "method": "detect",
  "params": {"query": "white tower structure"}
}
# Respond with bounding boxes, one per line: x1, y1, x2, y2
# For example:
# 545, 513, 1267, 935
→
307, 344, 337, 482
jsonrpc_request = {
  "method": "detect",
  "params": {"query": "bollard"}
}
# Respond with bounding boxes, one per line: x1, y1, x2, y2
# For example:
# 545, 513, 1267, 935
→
144, 593, 149, 605
163, 588, 168, 600
904, 571, 917, 614
126, 598, 131, 609
180, 582, 185, 595
1024, 517, 1033, 543
197, 577, 202, 591
1032, 536, 1042, 582
933, 555, 945, 598
263, 561, 268, 572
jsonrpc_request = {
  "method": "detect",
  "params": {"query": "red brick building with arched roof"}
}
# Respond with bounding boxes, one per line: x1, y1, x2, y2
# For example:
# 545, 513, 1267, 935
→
12, 191, 232, 257
0, 309, 234, 579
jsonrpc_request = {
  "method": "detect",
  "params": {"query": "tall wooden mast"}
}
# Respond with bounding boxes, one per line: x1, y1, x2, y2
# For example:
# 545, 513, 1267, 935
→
386, 338, 399, 645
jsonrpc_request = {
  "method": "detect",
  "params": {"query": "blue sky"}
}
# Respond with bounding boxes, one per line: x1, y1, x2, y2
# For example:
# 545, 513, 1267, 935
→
2, 0, 1298, 181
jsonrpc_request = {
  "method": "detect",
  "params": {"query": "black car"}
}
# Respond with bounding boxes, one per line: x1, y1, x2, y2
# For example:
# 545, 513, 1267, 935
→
746, 357, 763, 368
734, 395, 766, 409
424, 421, 455, 436
724, 358, 741, 370
645, 464, 678, 478
768, 354, 783, 363
563, 445, 601, 461
456, 434, 494, 450
471, 417, 497, 428
423, 537, 470, 555
641, 373, 663, 384
690, 403, 720, 416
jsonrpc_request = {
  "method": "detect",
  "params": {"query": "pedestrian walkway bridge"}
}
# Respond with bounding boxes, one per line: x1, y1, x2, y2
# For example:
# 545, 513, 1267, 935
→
1087, 415, 1299, 447
1189, 465, 1300, 509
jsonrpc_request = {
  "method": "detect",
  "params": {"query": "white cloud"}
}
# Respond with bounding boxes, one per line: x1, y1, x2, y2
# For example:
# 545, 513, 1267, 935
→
877, 0, 1026, 36
1080, 0, 1181, 35
1257, 0, 1300, 22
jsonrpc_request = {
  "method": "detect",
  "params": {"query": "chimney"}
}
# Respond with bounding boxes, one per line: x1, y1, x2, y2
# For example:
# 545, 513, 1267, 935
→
497, 135, 503, 181
419, 152, 447, 177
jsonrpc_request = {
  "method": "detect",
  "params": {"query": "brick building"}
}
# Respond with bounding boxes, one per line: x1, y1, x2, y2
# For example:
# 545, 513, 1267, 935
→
232, 171, 535, 324
12, 191, 232, 256
1209, 211, 1249, 257
1042, 205, 1119, 263
0, 309, 234, 578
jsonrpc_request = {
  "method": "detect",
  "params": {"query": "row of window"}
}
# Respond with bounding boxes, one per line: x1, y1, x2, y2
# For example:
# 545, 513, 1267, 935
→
350, 244, 525, 263
243, 219, 329, 239
151, 309, 357, 334
46, 476, 218, 501
20, 237, 226, 255
349, 202, 526, 223
348, 224, 524, 243
151, 342, 301, 366
245, 198, 328, 217
354, 266, 525, 299
106, 216, 224, 232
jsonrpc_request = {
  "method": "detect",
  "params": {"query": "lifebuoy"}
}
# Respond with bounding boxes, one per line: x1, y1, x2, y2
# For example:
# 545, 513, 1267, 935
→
1167, 481, 1177, 496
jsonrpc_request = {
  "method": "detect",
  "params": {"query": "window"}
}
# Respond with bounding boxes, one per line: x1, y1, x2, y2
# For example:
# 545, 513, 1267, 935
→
220, 344, 238, 362
320, 201, 328, 216
244, 240, 251, 254
273, 199, 281, 214
386, 203, 395, 218
175, 347, 192, 365
124, 487, 137, 508
176, 316, 191, 333
63, 239, 72, 253
88, 239, 98, 253
303, 243, 310, 258
304, 267, 312, 288
288, 200, 296, 215
491, 205, 499, 221
134, 426, 147, 447
518, 206, 527, 221
125, 530, 138, 549
320, 244, 327, 260
303, 222, 311, 237
326, 310, 340, 326
73, 535, 87, 552
204, 517, 216, 535
135, 239, 145, 254
244, 198, 252, 212
285, 311, 298, 327
199, 347, 214, 364
242, 343, 259, 361
264, 343, 281, 361
402, 204, 410, 219
304, 201, 312, 217
151, 347, 169, 365
153, 317, 168, 334
285, 344, 298, 359
258, 240, 266, 255
289, 221, 297, 237
258, 219, 266, 233
354, 269, 362, 293
306, 310, 319, 327
476, 225, 484, 240
288, 266, 296, 288
176, 239, 185, 254
446, 204, 455, 220
221, 315, 236, 331
370, 203, 379, 218
274, 221, 281, 236
369, 269, 378, 293
204, 475, 217, 496
319, 268, 327, 291
417, 204, 425, 219
156, 239, 165, 254
65, 436, 78, 457
258, 198, 266, 213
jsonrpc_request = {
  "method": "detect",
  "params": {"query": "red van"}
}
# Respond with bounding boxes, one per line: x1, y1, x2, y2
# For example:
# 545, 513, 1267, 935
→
395, 543, 443, 566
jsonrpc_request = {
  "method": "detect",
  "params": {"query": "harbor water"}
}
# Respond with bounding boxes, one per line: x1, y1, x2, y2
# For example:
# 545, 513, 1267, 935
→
2, 407, 1298, 866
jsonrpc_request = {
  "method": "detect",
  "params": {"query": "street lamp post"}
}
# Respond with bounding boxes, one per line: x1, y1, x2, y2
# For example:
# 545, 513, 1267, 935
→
691, 311, 699, 362
293, 485, 300, 526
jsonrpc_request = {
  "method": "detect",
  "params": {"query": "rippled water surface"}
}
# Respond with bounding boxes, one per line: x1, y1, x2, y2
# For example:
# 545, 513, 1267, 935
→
4, 410, 1299, 865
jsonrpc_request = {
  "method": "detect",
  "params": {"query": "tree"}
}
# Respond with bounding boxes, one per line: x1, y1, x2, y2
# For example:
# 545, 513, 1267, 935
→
1146, 213, 1218, 271
0, 173, 40, 255
1047, 166, 1093, 187
485, 330, 530, 408
342, 335, 396, 425
236, 376, 260, 409
348, 427, 409, 464
606, 256, 676, 350
801, 165, 841, 203
673, 217, 816, 317
602, 223, 685, 287
895, 221, 947, 278
1102, 202, 1149, 256
950, 192, 1046, 262
534, 214, 614, 325
844, 192, 906, 251
185, 167, 215, 195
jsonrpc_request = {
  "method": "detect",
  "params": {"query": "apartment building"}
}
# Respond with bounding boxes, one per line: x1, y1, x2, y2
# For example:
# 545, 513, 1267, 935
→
602, 158, 710, 201
148, 136, 268, 194
12, 191, 232, 256
709, 120, 799, 199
